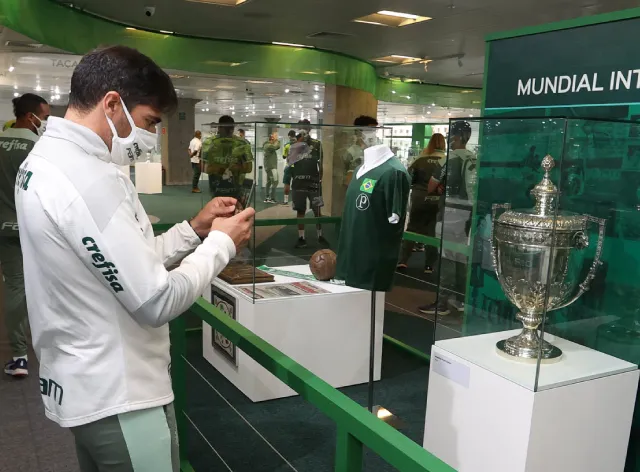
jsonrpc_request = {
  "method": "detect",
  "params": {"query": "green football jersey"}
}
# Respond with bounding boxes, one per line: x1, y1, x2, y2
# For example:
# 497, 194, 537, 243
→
0, 128, 37, 237
336, 158, 410, 291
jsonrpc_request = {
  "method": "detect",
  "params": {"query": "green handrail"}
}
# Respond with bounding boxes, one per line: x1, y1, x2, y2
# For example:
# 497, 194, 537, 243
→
171, 298, 455, 472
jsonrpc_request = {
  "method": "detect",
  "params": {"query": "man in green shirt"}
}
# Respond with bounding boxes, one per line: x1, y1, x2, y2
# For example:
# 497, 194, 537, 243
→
202, 115, 254, 199
2, 93, 49, 378
262, 131, 280, 203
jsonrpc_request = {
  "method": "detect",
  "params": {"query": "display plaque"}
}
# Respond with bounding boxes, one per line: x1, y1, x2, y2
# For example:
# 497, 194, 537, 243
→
211, 286, 238, 367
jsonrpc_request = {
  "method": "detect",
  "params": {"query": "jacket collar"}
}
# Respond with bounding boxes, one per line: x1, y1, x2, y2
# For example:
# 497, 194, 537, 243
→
43, 116, 112, 163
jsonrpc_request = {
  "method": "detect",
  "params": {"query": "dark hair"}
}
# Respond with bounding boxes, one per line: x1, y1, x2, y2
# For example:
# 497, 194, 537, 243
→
238, 128, 245, 134
68, 45, 177, 114
288, 130, 296, 138
450, 120, 472, 144
353, 115, 378, 127
298, 119, 311, 125
13, 93, 48, 119
219, 115, 235, 125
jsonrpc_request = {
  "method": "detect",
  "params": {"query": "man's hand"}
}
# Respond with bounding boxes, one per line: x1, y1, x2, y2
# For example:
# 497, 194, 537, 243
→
211, 207, 255, 250
190, 197, 237, 239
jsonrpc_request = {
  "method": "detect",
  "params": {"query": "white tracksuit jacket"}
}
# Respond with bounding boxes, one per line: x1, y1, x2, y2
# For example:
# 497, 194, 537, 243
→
16, 117, 236, 427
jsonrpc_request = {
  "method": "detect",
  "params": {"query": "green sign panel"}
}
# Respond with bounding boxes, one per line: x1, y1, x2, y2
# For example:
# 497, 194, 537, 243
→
485, 17, 640, 110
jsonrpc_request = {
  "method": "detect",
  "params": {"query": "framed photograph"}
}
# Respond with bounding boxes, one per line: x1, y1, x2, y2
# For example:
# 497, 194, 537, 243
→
211, 286, 238, 367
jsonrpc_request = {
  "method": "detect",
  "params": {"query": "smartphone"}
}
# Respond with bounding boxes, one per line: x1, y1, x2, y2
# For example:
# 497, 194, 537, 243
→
235, 179, 255, 213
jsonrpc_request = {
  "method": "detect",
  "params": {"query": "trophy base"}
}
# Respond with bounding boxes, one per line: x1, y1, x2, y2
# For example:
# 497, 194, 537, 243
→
496, 333, 563, 360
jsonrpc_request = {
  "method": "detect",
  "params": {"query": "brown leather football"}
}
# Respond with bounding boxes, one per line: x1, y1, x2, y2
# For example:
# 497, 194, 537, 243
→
309, 249, 337, 281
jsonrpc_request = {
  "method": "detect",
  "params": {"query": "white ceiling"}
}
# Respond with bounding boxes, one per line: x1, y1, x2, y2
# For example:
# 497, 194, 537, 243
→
54, 0, 638, 87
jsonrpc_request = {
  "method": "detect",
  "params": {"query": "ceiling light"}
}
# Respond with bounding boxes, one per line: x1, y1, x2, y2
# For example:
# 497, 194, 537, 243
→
469, 114, 474, 117
185, 0, 247, 5
232, 111, 235, 115
353, 20, 387, 26
391, 91, 396, 94
298, 104, 303, 109
206, 108, 210, 112
160, 30, 174, 34
13, 85, 17, 90
300, 71, 320, 75
406, 96, 411, 99
314, 85, 319, 91
431, 102, 435, 106
272, 110, 276, 114
372, 55, 428, 65
13, 92, 19, 97
215, 85, 237, 90
55, 86, 60, 93
460, 90, 475, 94
285, 88, 290, 93
427, 111, 431, 115
448, 112, 452, 116
252, 111, 256, 115
319, 109, 323, 113
245, 106, 249, 110
313, 94, 319, 100
378, 10, 420, 19
8, 66, 14, 72
126, 27, 137, 31
246, 80, 273, 84
36, 85, 42, 91
272, 42, 314, 49
353, 10, 431, 27
198, 88, 216, 92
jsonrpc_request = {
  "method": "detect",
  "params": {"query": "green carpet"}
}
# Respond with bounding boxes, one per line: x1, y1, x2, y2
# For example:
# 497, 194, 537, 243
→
184, 312, 432, 472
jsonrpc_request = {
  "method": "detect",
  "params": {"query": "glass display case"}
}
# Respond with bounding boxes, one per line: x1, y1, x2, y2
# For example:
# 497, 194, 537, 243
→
433, 117, 640, 386
421, 117, 640, 472
193, 121, 398, 411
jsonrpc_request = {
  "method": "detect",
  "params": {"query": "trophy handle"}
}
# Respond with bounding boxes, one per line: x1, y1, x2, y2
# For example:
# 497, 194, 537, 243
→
554, 215, 606, 310
490, 203, 511, 273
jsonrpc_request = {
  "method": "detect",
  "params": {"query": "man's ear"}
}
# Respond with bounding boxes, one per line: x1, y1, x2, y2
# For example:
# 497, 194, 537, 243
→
102, 91, 121, 118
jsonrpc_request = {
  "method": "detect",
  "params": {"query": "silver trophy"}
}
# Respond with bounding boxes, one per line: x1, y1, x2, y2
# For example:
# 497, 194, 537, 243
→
491, 155, 606, 360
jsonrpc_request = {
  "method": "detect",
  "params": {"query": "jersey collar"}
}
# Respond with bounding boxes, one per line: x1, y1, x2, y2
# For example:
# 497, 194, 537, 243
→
357, 144, 394, 179
44, 116, 111, 163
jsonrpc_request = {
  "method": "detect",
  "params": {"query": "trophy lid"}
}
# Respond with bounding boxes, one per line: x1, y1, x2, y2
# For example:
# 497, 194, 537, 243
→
496, 155, 586, 231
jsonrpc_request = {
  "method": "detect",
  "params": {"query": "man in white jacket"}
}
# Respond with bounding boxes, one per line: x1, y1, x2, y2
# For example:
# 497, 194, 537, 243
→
15, 45, 254, 472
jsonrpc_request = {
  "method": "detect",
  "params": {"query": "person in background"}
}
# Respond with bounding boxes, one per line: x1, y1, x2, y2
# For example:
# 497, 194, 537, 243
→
15, 45, 254, 472
290, 119, 327, 249
1, 93, 49, 378
281, 129, 296, 204
189, 130, 202, 193
419, 121, 476, 316
397, 133, 445, 276
237, 128, 249, 145
262, 131, 280, 204
3, 119, 16, 131
203, 115, 254, 199
344, 115, 378, 186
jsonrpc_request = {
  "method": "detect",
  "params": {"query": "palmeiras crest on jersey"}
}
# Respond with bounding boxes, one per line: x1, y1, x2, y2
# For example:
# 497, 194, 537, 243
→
211, 286, 238, 367
355, 193, 370, 211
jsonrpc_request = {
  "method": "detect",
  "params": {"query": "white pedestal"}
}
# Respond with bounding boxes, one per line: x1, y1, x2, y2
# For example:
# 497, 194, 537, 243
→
134, 162, 162, 194
424, 330, 639, 472
202, 265, 384, 402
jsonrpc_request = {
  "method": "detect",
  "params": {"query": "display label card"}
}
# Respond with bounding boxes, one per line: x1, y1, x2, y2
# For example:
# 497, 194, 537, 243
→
432, 352, 470, 388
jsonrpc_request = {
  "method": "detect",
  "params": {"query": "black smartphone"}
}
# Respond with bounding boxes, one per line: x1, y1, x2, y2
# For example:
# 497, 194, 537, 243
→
235, 179, 255, 213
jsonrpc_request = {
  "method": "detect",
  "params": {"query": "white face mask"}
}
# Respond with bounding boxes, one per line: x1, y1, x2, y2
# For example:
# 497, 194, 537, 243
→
30, 114, 47, 137
105, 99, 157, 165
361, 129, 379, 147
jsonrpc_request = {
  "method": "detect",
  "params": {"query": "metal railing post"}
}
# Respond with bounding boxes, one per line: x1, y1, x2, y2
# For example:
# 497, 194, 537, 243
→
170, 316, 188, 463
335, 426, 363, 472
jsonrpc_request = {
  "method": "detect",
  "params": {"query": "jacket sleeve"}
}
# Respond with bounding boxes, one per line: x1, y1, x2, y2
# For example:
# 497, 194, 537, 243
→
153, 220, 202, 268
59, 191, 236, 328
